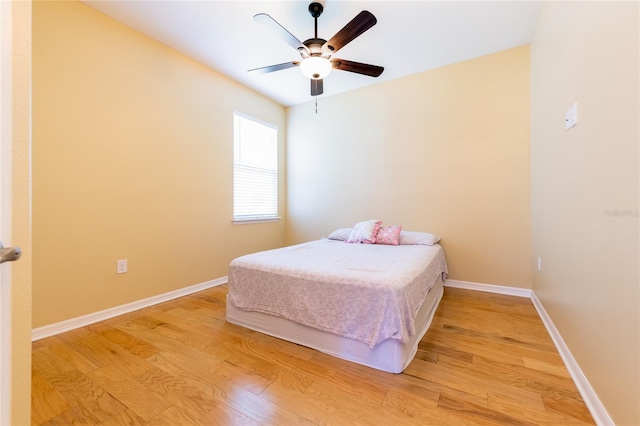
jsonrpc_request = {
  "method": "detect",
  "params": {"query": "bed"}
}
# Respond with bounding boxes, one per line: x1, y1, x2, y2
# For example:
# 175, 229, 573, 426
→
226, 230, 448, 373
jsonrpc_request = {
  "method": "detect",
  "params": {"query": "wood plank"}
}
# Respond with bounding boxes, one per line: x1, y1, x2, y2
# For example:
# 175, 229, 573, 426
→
145, 406, 206, 426
259, 380, 378, 426
73, 333, 156, 378
42, 335, 106, 375
32, 347, 127, 424
100, 409, 147, 426
487, 391, 592, 425
472, 355, 582, 394
438, 393, 538, 426
212, 360, 274, 395
542, 393, 594, 423
39, 407, 93, 426
522, 356, 571, 378
198, 403, 263, 426
87, 364, 172, 421
133, 365, 220, 420
382, 389, 488, 426
31, 370, 71, 425
99, 327, 163, 359
146, 350, 315, 426
225, 339, 389, 404
405, 357, 490, 400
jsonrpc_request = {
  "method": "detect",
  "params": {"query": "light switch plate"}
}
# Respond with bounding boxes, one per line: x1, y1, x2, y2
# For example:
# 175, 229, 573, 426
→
566, 102, 577, 130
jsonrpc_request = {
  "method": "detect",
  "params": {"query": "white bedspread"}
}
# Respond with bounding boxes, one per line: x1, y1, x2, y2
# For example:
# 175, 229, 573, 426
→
228, 239, 448, 347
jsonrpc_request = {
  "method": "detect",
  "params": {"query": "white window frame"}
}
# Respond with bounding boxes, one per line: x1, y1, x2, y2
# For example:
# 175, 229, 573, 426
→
233, 112, 279, 224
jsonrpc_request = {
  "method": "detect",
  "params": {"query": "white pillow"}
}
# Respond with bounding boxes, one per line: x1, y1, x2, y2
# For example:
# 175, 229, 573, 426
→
399, 231, 440, 246
346, 220, 382, 244
327, 228, 352, 241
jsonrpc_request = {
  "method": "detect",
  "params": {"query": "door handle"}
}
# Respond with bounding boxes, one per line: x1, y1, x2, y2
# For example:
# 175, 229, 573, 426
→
0, 242, 21, 264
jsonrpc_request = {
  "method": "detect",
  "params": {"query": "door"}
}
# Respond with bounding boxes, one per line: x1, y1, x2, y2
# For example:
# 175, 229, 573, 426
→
0, 2, 30, 423
0, 2, 11, 422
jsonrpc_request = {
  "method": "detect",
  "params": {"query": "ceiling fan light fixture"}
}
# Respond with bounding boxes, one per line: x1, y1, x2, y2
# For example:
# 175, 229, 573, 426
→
300, 56, 332, 80
251, 4, 382, 98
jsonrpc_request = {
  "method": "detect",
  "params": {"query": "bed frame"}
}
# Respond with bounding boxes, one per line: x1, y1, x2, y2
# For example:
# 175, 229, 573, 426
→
226, 274, 444, 374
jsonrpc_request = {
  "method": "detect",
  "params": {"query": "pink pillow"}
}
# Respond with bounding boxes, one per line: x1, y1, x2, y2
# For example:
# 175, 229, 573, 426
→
375, 225, 402, 245
346, 220, 382, 244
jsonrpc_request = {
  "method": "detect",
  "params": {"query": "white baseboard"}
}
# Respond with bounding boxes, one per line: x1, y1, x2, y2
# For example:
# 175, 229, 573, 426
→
530, 292, 613, 426
444, 279, 532, 298
32, 277, 228, 341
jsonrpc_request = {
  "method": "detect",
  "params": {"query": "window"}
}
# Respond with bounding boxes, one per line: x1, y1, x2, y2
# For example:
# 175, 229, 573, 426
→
233, 112, 279, 223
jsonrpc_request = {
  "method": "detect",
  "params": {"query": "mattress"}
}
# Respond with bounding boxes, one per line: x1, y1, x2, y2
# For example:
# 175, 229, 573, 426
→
226, 239, 448, 373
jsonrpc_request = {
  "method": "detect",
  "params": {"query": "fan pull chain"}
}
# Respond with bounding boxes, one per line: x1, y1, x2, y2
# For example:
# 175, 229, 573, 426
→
315, 96, 318, 114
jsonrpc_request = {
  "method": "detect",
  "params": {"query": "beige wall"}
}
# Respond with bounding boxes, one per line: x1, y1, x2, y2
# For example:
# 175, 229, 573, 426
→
286, 46, 532, 288
32, 1, 287, 327
530, 2, 639, 425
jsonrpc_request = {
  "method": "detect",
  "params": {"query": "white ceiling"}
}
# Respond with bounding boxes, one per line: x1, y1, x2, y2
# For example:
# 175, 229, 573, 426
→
82, 0, 541, 107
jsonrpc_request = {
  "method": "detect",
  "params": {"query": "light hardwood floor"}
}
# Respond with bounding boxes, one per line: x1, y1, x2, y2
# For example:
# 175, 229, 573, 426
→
32, 285, 594, 425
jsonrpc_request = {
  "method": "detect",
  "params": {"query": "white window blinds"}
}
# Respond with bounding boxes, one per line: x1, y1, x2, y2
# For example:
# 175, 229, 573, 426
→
233, 113, 278, 222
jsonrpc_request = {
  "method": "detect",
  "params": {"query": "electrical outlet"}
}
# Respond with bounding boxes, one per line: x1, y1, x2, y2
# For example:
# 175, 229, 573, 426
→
537, 257, 542, 272
117, 259, 128, 274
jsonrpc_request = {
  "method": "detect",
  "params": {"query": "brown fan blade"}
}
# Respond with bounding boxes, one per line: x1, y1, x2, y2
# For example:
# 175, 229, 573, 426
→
248, 61, 299, 75
322, 10, 377, 55
254, 13, 310, 55
311, 79, 324, 96
331, 59, 383, 77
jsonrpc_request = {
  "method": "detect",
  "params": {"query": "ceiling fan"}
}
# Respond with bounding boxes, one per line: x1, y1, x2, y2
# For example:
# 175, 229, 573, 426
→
248, 2, 384, 97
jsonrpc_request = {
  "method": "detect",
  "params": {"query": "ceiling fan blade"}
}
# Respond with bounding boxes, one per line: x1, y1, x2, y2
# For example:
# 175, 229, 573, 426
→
332, 59, 384, 77
254, 13, 309, 55
311, 79, 324, 96
248, 61, 299, 75
322, 10, 377, 55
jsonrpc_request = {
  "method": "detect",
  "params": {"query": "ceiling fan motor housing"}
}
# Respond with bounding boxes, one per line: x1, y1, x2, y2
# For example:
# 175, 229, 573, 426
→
304, 38, 328, 57
308, 2, 324, 18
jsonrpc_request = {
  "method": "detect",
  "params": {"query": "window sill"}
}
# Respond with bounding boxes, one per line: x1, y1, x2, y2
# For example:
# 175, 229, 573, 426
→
232, 217, 281, 225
